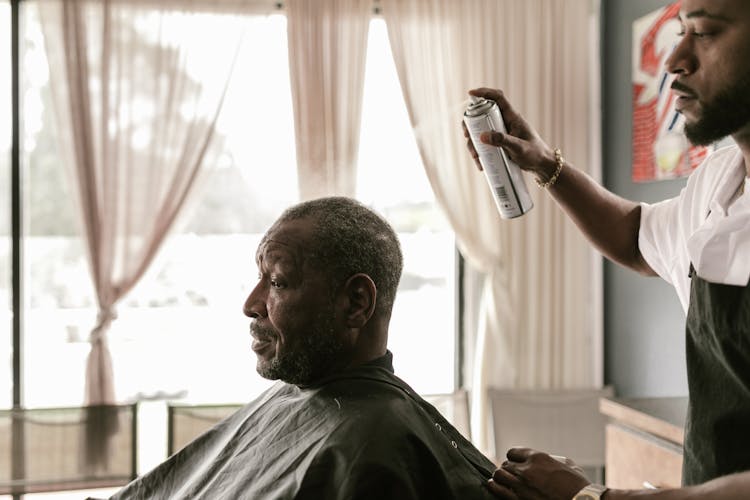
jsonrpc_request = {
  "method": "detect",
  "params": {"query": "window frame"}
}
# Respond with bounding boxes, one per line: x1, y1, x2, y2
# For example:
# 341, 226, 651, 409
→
10, 0, 22, 410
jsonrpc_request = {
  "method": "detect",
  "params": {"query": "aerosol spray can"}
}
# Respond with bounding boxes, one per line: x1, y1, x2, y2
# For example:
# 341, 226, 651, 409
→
463, 96, 533, 219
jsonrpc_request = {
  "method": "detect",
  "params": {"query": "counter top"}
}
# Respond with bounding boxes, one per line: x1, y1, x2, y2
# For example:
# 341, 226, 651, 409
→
599, 396, 688, 445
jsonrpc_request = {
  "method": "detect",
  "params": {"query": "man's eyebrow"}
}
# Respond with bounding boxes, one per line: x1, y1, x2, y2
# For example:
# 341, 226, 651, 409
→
257, 250, 281, 266
680, 9, 731, 22
256, 243, 302, 269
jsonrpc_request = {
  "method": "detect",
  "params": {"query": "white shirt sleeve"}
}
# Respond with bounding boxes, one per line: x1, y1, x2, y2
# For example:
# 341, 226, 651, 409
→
638, 193, 691, 314
639, 196, 683, 285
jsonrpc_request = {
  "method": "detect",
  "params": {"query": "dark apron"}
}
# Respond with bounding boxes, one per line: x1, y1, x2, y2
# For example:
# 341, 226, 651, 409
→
682, 269, 750, 485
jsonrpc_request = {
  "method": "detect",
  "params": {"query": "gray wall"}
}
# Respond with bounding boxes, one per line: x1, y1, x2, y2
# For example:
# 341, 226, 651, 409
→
602, 0, 688, 397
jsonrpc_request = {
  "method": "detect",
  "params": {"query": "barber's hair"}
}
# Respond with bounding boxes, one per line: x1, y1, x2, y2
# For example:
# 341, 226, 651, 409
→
275, 197, 403, 316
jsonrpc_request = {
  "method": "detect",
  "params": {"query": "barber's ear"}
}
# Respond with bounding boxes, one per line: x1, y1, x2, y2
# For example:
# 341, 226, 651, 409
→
343, 273, 377, 328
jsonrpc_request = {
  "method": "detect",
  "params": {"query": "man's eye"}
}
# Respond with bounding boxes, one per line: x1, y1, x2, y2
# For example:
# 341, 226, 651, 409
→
270, 279, 285, 289
676, 27, 713, 39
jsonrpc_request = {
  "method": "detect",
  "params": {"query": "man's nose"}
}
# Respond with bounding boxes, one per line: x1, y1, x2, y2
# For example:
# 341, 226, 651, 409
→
243, 282, 267, 319
665, 34, 696, 76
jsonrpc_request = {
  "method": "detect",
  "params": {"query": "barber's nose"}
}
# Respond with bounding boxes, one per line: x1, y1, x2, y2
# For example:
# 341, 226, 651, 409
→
243, 282, 267, 319
665, 35, 696, 76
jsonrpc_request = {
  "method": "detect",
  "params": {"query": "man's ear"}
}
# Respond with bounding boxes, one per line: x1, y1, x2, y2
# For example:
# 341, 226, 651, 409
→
342, 273, 377, 328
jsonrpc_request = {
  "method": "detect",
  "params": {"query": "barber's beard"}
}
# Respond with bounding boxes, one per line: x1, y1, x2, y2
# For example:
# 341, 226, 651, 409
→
254, 308, 345, 386
684, 71, 750, 146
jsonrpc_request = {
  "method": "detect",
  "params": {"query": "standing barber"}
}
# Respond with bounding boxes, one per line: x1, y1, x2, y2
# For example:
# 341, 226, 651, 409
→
464, 0, 750, 497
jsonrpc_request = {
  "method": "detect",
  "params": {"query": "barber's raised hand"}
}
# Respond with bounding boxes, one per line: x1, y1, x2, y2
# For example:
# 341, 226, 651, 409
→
463, 88, 558, 182
487, 447, 590, 500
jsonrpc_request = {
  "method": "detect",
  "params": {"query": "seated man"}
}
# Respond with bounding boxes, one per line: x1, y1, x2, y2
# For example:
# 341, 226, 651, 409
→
109, 196, 496, 499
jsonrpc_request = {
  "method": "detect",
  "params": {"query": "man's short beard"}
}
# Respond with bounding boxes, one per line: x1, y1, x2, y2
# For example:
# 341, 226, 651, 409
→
255, 308, 345, 386
684, 72, 750, 146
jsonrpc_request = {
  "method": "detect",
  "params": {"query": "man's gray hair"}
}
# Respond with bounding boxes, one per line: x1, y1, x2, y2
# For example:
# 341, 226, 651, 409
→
275, 196, 403, 315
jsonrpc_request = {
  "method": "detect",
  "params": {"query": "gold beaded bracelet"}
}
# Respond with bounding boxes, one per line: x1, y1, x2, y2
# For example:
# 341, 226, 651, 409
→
535, 148, 564, 189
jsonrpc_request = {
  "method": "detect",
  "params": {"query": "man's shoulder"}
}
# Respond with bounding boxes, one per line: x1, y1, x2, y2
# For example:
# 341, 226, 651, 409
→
315, 362, 414, 396
693, 143, 742, 179
297, 383, 496, 500
681, 143, 743, 202
313, 375, 484, 462
315, 369, 420, 418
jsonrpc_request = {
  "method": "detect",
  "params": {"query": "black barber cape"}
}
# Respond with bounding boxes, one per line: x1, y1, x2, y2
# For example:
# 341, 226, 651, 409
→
109, 352, 496, 499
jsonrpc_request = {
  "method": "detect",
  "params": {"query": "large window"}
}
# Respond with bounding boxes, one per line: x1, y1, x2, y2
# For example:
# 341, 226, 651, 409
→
21, 9, 455, 413
0, 6, 460, 500
0, 0, 11, 411
6, 5, 458, 499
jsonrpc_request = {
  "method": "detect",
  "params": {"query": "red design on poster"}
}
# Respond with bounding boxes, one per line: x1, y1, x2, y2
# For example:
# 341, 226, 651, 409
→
632, 1, 710, 182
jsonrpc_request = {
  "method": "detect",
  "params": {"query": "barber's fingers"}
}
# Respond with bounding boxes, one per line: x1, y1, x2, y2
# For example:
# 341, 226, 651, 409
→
491, 467, 547, 500
502, 447, 550, 478
494, 465, 524, 484
489, 468, 524, 499
487, 478, 520, 500
469, 87, 504, 102
462, 88, 545, 175
468, 88, 521, 124
506, 447, 536, 463
479, 130, 526, 157
505, 447, 584, 474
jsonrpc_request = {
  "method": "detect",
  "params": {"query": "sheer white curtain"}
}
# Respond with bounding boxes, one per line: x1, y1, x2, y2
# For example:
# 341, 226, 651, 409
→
286, 0, 371, 200
382, 0, 602, 454
36, 0, 245, 411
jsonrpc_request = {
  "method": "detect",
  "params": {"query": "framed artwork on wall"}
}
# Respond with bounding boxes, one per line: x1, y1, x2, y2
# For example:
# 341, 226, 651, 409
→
631, 0, 711, 182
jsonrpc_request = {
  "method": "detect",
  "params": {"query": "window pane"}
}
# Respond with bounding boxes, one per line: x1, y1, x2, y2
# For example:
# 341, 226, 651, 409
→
113, 13, 295, 406
21, 7, 294, 412
357, 19, 455, 395
21, 4, 90, 409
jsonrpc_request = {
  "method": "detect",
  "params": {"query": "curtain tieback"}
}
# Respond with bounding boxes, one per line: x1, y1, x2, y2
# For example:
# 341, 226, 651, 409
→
90, 307, 118, 343
536, 148, 564, 189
